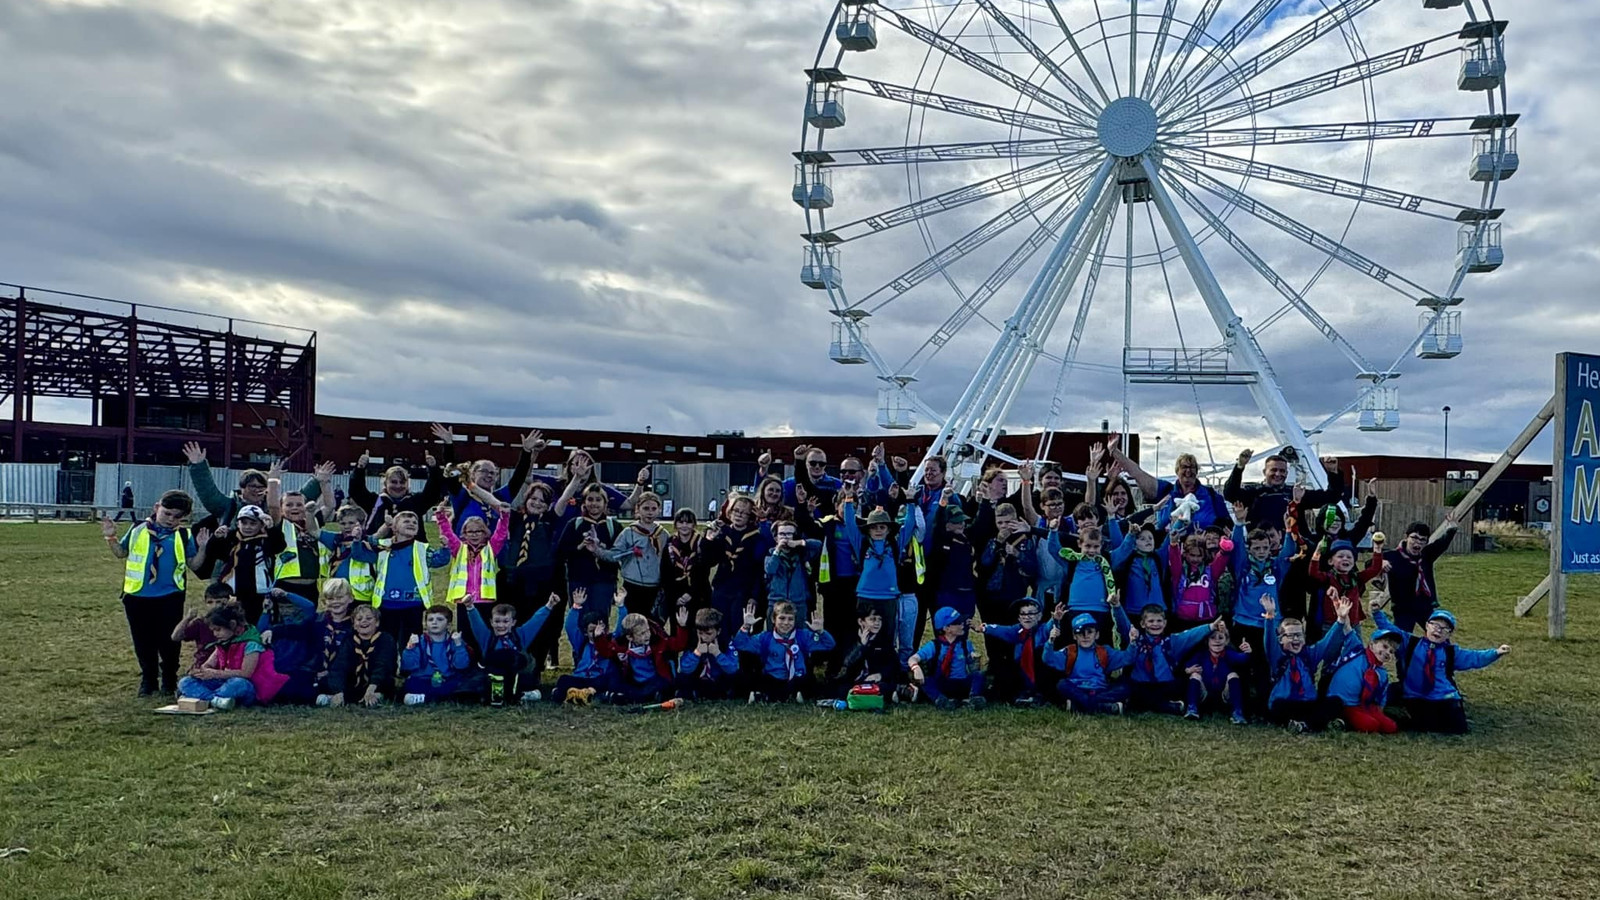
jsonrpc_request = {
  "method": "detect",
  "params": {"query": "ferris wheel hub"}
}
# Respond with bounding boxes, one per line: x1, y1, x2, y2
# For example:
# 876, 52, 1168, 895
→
1097, 97, 1159, 158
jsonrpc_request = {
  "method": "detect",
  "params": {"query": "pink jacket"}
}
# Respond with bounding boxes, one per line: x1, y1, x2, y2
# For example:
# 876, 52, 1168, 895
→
435, 507, 511, 604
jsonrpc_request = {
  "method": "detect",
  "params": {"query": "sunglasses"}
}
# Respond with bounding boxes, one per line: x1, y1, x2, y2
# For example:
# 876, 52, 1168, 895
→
840, 468, 862, 474
807, 460, 827, 467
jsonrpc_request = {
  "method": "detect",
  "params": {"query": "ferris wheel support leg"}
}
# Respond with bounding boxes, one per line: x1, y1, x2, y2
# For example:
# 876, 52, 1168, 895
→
912, 156, 1117, 490
969, 186, 1120, 463
1138, 157, 1329, 491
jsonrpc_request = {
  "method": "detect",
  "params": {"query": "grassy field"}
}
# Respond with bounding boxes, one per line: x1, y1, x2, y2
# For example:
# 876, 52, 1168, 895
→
2, 523, 1599, 900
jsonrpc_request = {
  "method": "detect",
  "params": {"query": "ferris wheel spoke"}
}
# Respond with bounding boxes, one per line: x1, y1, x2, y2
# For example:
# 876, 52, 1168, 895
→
1166, 115, 1506, 148
1137, 0, 1180, 100
855, 169, 1092, 314
1153, 0, 1288, 109
971, 0, 1104, 117
838, 77, 1093, 139
1147, 0, 1223, 105
1164, 0, 1390, 117
866, 5, 1096, 126
816, 151, 1098, 244
1042, 0, 1114, 106
1164, 147, 1501, 223
1163, 33, 1462, 133
1162, 158, 1446, 305
1060, 199, 1120, 371
898, 175, 1104, 374
799, 137, 1095, 167
1161, 174, 1379, 374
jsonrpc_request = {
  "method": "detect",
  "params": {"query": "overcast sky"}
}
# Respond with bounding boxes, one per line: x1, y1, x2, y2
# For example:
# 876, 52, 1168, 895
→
1, 0, 1592, 472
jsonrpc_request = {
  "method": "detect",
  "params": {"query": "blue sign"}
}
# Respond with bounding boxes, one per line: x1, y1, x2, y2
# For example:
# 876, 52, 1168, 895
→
1560, 352, 1600, 573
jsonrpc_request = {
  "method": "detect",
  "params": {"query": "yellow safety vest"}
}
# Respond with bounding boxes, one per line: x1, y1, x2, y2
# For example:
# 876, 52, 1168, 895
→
911, 537, 926, 586
275, 520, 333, 582
816, 515, 836, 585
347, 558, 377, 604
374, 540, 430, 609
445, 541, 498, 605
122, 524, 187, 595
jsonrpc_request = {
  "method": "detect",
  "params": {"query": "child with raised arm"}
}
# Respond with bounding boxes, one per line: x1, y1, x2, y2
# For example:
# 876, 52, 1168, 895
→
1307, 538, 1387, 634
1125, 605, 1221, 715
1111, 523, 1167, 620
321, 604, 398, 708
435, 492, 511, 633
906, 607, 987, 710
676, 608, 741, 701
196, 504, 284, 624
830, 603, 903, 702
593, 606, 692, 704
1374, 607, 1510, 733
1183, 624, 1253, 725
734, 600, 836, 702
260, 578, 356, 705
319, 503, 379, 605
267, 460, 338, 602
103, 489, 209, 697
371, 509, 450, 651
763, 519, 823, 625
461, 593, 559, 706
1229, 498, 1299, 711
1166, 520, 1232, 632
177, 605, 289, 709
981, 597, 1058, 706
400, 607, 474, 705
172, 582, 238, 676
1043, 611, 1138, 715
1324, 620, 1408, 733
1261, 589, 1351, 733
703, 493, 772, 644
552, 588, 615, 704
1058, 524, 1117, 644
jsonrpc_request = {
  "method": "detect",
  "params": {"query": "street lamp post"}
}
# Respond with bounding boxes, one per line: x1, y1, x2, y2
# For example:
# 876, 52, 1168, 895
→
1442, 406, 1451, 459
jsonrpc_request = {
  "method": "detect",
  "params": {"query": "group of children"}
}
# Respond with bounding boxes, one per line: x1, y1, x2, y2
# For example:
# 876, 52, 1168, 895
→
104, 434, 1510, 734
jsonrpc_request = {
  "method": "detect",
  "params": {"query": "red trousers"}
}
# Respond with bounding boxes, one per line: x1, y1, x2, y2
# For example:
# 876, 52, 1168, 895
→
1343, 703, 1398, 734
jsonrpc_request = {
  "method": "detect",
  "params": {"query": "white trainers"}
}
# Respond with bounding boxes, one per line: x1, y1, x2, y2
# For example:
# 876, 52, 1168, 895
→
315, 694, 332, 707
520, 690, 542, 704
211, 696, 235, 711
403, 693, 426, 706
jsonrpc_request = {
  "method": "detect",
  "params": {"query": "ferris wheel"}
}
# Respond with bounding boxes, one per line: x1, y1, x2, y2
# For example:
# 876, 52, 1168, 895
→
794, 0, 1514, 489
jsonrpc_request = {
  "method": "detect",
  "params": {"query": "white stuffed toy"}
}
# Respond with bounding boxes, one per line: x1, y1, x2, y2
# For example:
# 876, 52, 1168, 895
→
1170, 493, 1202, 527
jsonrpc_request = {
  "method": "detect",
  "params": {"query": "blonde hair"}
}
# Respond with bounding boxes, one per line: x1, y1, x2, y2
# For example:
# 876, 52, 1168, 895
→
383, 465, 408, 482
320, 578, 354, 606
621, 613, 650, 639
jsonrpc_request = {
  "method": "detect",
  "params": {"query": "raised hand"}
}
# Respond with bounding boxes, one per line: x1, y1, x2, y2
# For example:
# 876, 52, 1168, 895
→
423, 449, 438, 469
1292, 483, 1306, 504
1239, 640, 1252, 655
890, 455, 909, 473
1051, 601, 1067, 622
181, 441, 207, 465
193, 527, 212, 550
1048, 624, 1061, 643
100, 516, 117, 540
1089, 443, 1105, 469
430, 423, 454, 444
792, 444, 809, 462
1259, 595, 1277, 618
941, 485, 956, 505
546, 592, 562, 610
1443, 510, 1461, 529
872, 442, 886, 463
742, 600, 759, 630
407, 634, 420, 648
1237, 448, 1253, 467
357, 450, 370, 470
677, 606, 691, 628
267, 458, 285, 482
451, 631, 463, 645
570, 587, 588, 610
1231, 500, 1249, 523
757, 450, 773, 469
809, 608, 826, 632
1210, 617, 1227, 633
1128, 626, 1139, 644
570, 454, 592, 480
314, 460, 337, 482
1018, 460, 1035, 483
520, 430, 547, 454
1333, 591, 1353, 624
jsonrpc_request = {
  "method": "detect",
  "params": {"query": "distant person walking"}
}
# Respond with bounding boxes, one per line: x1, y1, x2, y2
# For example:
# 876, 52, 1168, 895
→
116, 481, 136, 522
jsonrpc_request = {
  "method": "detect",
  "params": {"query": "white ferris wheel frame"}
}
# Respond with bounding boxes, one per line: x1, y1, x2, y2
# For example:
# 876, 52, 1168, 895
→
796, 0, 1514, 491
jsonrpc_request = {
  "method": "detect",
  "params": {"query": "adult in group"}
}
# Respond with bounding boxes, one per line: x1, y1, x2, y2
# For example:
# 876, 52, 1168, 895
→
1103, 437, 1231, 531
1224, 448, 1345, 530
434, 425, 543, 530
773, 445, 843, 508
344, 446, 450, 542
182, 441, 317, 528
1382, 513, 1461, 633
535, 447, 641, 517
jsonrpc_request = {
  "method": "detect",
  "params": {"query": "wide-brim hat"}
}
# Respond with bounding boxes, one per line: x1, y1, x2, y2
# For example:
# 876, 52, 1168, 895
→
864, 508, 894, 527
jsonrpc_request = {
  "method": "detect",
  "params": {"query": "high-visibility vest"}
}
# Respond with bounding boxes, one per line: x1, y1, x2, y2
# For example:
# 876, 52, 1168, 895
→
122, 524, 187, 595
347, 558, 377, 603
374, 540, 430, 609
816, 515, 837, 585
445, 541, 498, 605
275, 520, 332, 582
911, 538, 926, 586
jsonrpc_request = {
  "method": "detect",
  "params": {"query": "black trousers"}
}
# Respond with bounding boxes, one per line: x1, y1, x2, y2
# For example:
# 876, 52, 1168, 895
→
1231, 624, 1269, 714
122, 591, 186, 691
1404, 698, 1471, 734
1267, 697, 1341, 731
819, 574, 859, 678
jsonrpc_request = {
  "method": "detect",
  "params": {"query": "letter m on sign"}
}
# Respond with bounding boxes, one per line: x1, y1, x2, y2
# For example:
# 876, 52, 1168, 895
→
1573, 466, 1600, 525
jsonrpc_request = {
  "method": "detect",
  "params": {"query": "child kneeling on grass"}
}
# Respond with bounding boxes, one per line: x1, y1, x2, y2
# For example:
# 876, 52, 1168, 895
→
320, 604, 396, 708
1261, 589, 1350, 733
1044, 610, 1137, 715
1374, 607, 1510, 734
735, 600, 836, 702
1183, 623, 1252, 725
907, 606, 987, 710
676, 608, 741, 701
462, 594, 558, 706
1324, 620, 1407, 733
177, 605, 288, 710
400, 607, 474, 705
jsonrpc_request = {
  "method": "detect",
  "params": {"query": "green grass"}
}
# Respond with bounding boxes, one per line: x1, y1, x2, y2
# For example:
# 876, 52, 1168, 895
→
2, 524, 1599, 899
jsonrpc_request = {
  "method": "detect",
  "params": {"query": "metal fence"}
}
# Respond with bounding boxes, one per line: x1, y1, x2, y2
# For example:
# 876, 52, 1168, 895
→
0, 463, 59, 504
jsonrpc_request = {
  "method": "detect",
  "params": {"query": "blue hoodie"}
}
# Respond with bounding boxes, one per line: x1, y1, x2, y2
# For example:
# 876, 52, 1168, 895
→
734, 627, 836, 680
1110, 531, 1166, 615
764, 540, 823, 608
565, 607, 614, 680
1126, 621, 1214, 684
1324, 632, 1391, 707
401, 633, 472, 680
678, 646, 741, 683
1059, 546, 1117, 613
1230, 524, 1297, 628
1263, 611, 1347, 707
1374, 610, 1503, 701
1043, 635, 1138, 692
842, 501, 916, 600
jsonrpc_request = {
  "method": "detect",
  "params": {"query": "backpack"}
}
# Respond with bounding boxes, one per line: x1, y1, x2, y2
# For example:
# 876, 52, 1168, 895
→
1064, 642, 1110, 676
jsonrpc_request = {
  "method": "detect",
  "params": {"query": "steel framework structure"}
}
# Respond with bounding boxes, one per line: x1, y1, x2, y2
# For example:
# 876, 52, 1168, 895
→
0, 284, 317, 466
